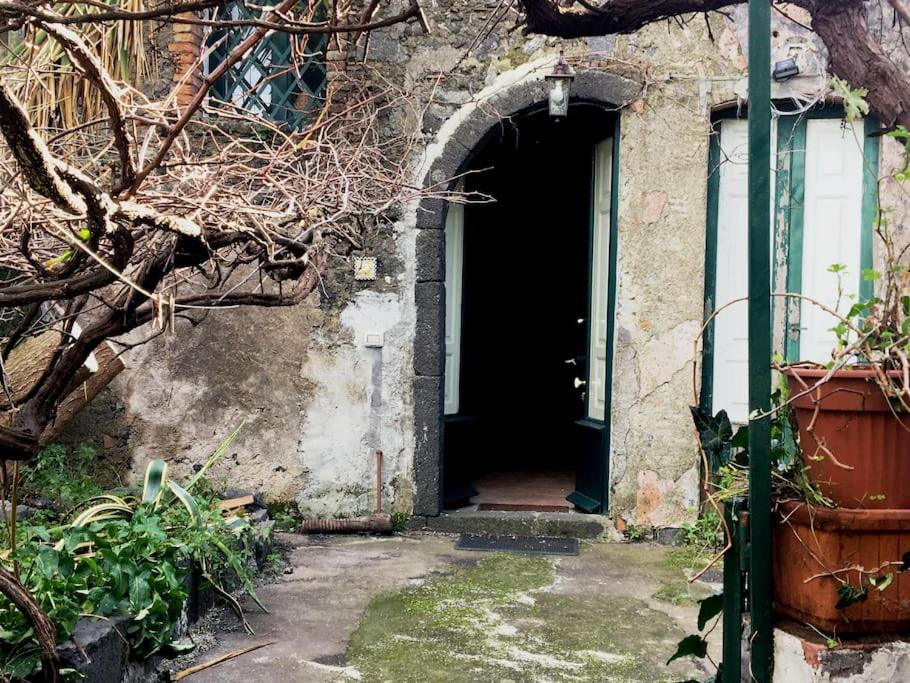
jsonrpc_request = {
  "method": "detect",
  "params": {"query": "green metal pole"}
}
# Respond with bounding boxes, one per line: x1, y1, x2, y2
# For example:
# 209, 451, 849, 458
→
747, 1, 773, 681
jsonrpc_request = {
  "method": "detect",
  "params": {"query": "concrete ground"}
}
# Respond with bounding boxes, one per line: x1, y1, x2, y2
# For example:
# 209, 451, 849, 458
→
179, 533, 721, 682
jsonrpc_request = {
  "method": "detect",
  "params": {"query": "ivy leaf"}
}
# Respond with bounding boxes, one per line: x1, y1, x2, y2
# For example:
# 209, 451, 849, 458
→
697, 592, 724, 631
771, 413, 798, 472
831, 77, 870, 122
690, 406, 733, 472
731, 425, 749, 450
835, 582, 868, 610
667, 635, 709, 665
36, 547, 59, 579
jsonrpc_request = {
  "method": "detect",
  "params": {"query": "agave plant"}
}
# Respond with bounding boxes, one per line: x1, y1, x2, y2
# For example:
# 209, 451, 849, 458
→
67, 421, 244, 530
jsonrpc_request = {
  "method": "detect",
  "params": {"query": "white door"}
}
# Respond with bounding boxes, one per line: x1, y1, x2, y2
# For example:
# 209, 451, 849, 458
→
797, 119, 865, 363
444, 201, 464, 415
587, 139, 612, 422
712, 120, 752, 424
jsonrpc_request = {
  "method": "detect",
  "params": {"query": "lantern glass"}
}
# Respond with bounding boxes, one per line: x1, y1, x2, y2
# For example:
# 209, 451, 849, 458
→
548, 76, 570, 117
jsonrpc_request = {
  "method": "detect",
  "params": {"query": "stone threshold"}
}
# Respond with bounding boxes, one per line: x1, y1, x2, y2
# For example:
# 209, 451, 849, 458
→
406, 509, 610, 539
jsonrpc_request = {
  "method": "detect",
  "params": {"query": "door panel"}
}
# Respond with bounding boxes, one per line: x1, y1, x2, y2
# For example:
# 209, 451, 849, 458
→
588, 139, 612, 421
711, 119, 776, 424
569, 136, 615, 514
444, 201, 464, 415
712, 120, 751, 424
798, 119, 864, 363
711, 116, 868, 419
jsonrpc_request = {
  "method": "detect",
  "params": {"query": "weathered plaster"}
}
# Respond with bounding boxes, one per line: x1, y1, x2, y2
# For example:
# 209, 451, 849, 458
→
63, 1, 910, 529
773, 627, 910, 683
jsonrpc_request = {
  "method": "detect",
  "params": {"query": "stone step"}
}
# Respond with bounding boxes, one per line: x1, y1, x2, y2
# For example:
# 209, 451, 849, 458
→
408, 510, 609, 539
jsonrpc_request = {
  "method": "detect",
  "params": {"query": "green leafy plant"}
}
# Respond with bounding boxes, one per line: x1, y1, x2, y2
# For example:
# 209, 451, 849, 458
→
624, 524, 653, 542
0, 428, 262, 678
23, 443, 103, 512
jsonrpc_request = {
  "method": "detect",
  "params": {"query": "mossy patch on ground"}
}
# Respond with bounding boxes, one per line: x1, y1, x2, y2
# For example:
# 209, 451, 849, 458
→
346, 552, 704, 682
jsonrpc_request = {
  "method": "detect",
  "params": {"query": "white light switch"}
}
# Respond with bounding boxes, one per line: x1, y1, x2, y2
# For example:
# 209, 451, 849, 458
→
365, 332, 384, 348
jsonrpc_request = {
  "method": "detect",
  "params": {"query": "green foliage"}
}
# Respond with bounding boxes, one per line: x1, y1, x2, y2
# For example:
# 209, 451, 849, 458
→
668, 592, 721, 668
831, 77, 870, 122
24, 443, 103, 511
691, 384, 827, 505
0, 496, 257, 676
835, 582, 868, 610
689, 407, 733, 473
681, 507, 723, 550
0, 429, 259, 678
667, 634, 708, 665
697, 593, 724, 631
624, 524, 653, 542
391, 511, 409, 534
886, 126, 910, 181
266, 500, 299, 532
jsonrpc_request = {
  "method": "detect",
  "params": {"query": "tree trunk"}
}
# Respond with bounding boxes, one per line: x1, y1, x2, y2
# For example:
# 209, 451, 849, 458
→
0, 566, 59, 682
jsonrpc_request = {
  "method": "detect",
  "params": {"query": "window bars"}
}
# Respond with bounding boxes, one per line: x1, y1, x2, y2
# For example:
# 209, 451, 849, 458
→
206, 1, 328, 128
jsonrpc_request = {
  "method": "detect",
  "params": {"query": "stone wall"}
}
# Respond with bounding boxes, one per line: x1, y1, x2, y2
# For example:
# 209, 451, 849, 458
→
64, 2, 910, 527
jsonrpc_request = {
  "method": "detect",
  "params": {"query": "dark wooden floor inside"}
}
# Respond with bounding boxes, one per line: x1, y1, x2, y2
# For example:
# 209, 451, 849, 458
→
469, 469, 574, 511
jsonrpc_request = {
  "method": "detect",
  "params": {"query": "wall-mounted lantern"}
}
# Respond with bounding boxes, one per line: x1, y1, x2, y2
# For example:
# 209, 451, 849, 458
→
546, 50, 575, 118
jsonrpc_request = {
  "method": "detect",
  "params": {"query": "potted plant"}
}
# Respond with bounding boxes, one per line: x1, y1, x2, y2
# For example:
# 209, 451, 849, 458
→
690, 124, 910, 635
773, 256, 910, 634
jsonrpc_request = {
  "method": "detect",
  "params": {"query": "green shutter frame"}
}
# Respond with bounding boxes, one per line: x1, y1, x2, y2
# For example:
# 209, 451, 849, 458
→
779, 116, 807, 362
860, 117, 881, 301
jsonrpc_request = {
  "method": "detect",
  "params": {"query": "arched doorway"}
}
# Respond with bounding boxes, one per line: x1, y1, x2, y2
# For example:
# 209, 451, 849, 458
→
413, 70, 639, 517
444, 104, 616, 512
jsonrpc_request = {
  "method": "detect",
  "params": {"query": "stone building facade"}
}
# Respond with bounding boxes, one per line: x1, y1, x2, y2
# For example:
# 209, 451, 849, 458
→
66, 2, 910, 530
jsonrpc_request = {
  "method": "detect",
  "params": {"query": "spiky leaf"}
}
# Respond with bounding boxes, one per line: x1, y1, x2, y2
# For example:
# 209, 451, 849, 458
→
141, 459, 168, 507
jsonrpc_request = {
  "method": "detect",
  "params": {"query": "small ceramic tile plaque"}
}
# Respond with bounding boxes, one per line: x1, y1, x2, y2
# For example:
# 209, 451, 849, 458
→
353, 256, 377, 281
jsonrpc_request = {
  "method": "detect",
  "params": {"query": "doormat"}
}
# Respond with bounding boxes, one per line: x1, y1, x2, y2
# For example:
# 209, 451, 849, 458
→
477, 503, 570, 513
455, 534, 580, 556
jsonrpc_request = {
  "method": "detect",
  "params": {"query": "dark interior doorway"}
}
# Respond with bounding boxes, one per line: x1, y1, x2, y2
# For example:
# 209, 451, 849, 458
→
444, 104, 615, 511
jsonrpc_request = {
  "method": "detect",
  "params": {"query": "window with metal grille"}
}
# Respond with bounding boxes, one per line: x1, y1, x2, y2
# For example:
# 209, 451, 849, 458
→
205, 2, 327, 127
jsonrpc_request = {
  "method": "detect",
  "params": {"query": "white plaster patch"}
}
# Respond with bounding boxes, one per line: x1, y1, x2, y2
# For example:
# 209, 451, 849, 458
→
417, 54, 560, 186
504, 647, 584, 670
297, 290, 411, 517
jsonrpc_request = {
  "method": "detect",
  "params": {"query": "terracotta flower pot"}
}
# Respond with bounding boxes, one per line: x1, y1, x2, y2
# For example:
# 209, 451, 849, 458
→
784, 366, 910, 509
773, 502, 910, 634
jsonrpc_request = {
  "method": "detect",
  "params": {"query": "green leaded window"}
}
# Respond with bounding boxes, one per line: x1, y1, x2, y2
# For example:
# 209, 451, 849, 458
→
206, 2, 327, 127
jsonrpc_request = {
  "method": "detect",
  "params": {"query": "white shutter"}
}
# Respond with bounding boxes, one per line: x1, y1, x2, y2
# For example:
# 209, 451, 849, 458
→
443, 202, 464, 415
798, 119, 865, 364
587, 139, 613, 422
712, 120, 752, 424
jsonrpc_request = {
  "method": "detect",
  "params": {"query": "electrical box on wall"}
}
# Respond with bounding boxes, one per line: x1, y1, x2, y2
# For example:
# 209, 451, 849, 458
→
365, 332, 384, 348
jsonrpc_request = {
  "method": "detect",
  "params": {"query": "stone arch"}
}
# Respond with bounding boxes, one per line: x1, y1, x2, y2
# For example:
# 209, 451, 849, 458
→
411, 69, 641, 516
